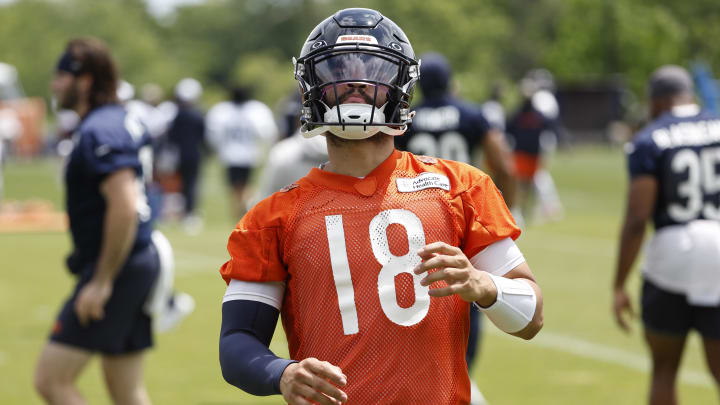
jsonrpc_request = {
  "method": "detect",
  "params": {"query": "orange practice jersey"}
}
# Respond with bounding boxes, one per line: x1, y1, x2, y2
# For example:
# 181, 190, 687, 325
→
220, 150, 520, 404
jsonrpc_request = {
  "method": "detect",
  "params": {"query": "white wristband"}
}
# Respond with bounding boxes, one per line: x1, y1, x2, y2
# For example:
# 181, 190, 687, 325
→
475, 274, 536, 333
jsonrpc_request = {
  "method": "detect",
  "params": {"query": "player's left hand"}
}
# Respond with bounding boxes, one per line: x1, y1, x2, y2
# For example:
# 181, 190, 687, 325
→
74, 279, 113, 326
414, 241, 497, 307
613, 288, 635, 333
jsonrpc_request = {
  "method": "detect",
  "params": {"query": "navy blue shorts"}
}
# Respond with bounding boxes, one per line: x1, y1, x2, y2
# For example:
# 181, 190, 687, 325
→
226, 166, 252, 187
642, 279, 720, 339
50, 244, 160, 354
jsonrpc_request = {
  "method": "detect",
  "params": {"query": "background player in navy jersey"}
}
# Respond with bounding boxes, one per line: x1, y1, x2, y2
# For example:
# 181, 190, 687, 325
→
506, 69, 565, 225
34, 38, 159, 405
396, 52, 516, 207
396, 52, 517, 405
613, 65, 720, 405
167, 78, 206, 232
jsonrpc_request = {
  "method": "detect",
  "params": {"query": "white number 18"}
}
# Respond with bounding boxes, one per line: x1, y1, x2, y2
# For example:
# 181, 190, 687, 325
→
325, 209, 430, 335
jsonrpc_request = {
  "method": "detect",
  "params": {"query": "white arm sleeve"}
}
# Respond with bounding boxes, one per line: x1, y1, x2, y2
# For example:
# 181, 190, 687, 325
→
469, 237, 526, 276
223, 279, 286, 310
476, 274, 537, 333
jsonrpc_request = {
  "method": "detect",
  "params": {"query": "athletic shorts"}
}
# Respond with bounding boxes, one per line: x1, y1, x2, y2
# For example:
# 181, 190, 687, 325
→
513, 151, 540, 181
227, 166, 252, 187
642, 279, 720, 339
50, 243, 160, 354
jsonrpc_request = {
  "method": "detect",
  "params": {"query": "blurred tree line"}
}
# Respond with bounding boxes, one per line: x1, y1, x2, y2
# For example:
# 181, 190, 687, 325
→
0, 0, 719, 112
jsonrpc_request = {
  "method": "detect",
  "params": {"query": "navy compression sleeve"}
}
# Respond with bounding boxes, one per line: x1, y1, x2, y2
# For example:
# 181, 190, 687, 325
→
219, 300, 296, 395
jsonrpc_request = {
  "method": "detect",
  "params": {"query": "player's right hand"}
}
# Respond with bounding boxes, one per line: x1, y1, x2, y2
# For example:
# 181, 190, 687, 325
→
74, 279, 113, 327
280, 357, 348, 405
613, 288, 635, 333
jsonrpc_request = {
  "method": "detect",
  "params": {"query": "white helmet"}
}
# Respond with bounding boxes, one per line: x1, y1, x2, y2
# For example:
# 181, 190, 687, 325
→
175, 78, 202, 103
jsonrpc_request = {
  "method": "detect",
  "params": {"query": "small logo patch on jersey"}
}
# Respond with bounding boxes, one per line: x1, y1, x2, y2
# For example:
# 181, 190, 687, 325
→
336, 35, 379, 45
94, 144, 111, 157
279, 183, 299, 192
396, 172, 450, 193
416, 155, 438, 164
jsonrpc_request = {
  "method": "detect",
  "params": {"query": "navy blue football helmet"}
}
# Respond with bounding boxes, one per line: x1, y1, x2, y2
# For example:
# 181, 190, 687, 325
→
418, 52, 451, 98
293, 8, 420, 139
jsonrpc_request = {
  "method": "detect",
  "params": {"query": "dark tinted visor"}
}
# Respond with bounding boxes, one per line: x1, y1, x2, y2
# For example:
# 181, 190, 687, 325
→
314, 53, 399, 85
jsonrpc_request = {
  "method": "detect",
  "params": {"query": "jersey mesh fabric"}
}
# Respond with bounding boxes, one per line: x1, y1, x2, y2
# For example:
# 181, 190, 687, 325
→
221, 150, 520, 404
285, 171, 467, 404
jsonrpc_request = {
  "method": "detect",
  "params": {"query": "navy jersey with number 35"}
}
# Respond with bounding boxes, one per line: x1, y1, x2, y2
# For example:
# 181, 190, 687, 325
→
65, 104, 154, 272
397, 95, 490, 164
627, 106, 720, 229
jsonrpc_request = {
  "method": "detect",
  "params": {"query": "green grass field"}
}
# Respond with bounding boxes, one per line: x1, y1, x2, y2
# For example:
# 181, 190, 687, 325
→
1, 146, 718, 404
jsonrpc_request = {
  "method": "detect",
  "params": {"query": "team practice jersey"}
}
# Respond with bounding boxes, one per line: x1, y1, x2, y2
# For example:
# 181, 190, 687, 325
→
396, 95, 491, 164
627, 105, 720, 229
65, 104, 153, 272
220, 150, 520, 404
205, 100, 278, 167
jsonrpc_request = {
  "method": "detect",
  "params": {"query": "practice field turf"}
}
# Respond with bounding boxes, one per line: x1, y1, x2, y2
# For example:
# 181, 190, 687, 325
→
1, 146, 717, 404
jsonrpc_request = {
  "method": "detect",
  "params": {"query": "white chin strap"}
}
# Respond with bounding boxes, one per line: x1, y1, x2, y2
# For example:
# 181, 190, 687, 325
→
302, 102, 407, 139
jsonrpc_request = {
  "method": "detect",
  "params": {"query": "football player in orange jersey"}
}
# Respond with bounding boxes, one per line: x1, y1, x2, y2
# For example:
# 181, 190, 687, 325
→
218, 8, 544, 405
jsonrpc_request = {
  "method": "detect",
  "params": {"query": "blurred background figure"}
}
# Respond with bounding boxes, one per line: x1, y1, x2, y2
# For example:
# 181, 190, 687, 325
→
396, 51, 518, 405
117, 79, 196, 334
167, 77, 205, 233
0, 63, 23, 203
0, 107, 21, 202
276, 91, 303, 140
119, 81, 167, 139
116, 81, 168, 227
691, 62, 720, 115
250, 90, 327, 204
206, 84, 277, 220
398, 52, 516, 206
506, 68, 566, 225
137, 82, 179, 141
35, 37, 158, 405
481, 83, 506, 132
613, 65, 720, 405
0, 61, 46, 160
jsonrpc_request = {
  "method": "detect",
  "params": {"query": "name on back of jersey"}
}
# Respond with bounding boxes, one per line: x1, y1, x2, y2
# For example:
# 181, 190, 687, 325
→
413, 106, 460, 132
651, 118, 720, 149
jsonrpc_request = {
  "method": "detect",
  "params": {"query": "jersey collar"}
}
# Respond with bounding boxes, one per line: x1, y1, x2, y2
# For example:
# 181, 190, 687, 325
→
305, 149, 403, 196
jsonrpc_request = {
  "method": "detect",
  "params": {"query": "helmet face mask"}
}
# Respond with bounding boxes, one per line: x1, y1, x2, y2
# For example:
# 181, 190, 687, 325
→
293, 8, 419, 140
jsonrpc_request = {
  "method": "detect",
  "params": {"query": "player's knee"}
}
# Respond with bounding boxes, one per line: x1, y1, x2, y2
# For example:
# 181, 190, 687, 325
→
33, 369, 57, 401
106, 383, 147, 405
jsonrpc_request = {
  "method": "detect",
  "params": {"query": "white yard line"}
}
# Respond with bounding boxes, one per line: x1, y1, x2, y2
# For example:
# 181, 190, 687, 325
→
488, 327, 713, 388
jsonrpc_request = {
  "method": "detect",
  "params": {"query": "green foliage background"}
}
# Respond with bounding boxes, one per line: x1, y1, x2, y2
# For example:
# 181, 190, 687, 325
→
1, 0, 719, 109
